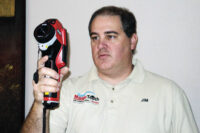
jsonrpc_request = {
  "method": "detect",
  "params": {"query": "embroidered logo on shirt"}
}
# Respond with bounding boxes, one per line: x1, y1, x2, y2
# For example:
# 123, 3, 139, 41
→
73, 91, 99, 104
141, 98, 149, 102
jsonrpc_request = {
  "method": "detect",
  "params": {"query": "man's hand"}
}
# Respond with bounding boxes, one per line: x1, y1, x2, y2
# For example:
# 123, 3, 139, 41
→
33, 55, 69, 105
20, 55, 69, 133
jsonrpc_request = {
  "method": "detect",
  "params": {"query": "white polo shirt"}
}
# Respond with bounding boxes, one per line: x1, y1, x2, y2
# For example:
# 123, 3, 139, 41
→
50, 59, 199, 133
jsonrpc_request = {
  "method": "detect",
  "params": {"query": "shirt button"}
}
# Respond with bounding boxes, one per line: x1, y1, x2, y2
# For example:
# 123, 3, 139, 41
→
112, 88, 115, 91
110, 100, 114, 103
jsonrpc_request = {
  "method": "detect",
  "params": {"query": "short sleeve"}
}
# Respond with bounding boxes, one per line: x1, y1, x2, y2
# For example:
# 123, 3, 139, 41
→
171, 82, 199, 133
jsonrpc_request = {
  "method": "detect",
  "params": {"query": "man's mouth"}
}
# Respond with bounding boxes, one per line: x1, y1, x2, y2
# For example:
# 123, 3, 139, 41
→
98, 53, 110, 59
97, 48, 110, 60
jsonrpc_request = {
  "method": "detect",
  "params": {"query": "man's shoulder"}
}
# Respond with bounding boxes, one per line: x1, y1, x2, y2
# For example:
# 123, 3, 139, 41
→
70, 71, 91, 85
145, 70, 173, 84
133, 59, 177, 87
143, 69, 182, 93
62, 67, 95, 88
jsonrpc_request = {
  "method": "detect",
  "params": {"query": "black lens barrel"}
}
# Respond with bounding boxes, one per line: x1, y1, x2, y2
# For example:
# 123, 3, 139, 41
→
34, 21, 55, 43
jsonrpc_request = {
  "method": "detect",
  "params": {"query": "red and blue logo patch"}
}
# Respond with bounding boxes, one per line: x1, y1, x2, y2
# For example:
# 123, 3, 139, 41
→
73, 91, 99, 104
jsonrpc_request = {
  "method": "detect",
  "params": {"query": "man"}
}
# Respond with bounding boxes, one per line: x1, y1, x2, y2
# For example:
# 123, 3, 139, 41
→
21, 6, 199, 133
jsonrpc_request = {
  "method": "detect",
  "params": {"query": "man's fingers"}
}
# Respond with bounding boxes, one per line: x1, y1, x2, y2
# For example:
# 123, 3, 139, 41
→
38, 67, 59, 80
60, 67, 69, 77
39, 77, 59, 88
39, 85, 59, 93
38, 56, 48, 69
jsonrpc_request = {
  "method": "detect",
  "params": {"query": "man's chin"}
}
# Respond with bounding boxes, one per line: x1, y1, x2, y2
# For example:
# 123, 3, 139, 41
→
96, 64, 113, 73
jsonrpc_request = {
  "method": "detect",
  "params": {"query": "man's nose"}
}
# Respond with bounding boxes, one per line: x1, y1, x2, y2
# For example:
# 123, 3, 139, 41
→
97, 37, 107, 49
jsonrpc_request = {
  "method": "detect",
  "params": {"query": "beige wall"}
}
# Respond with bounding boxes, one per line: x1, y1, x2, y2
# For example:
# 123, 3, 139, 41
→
26, 0, 200, 128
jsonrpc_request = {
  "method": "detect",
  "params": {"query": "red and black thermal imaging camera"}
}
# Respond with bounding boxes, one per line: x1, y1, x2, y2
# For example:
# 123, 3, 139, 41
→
33, 19, 68, 109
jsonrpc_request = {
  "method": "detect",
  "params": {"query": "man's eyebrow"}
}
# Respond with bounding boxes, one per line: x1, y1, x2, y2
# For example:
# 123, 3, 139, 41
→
90, 32, 98, 36
90, 31, 119, 36
105, 31, 119, 35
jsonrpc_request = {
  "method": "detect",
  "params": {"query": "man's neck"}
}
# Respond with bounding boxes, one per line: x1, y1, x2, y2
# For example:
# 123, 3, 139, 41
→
98, 65, 134, 85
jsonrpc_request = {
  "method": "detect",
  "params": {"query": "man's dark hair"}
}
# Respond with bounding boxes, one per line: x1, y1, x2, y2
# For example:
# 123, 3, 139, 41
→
88, 6, 137, 38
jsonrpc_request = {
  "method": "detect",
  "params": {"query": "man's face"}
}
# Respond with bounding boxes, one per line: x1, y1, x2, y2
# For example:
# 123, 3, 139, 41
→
90, 15, 137, 75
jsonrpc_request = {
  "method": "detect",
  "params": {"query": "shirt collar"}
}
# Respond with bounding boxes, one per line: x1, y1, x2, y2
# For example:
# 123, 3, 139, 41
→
87, 65, 99, 82
87, 59, 145, 84
128, 59, 145, 83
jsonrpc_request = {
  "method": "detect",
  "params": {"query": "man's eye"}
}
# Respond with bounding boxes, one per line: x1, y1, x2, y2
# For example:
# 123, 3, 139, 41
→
91, 36, 99, 41
107, 35, 116, 39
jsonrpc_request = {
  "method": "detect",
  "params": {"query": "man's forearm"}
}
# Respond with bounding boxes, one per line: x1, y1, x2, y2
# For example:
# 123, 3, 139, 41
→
20, 101, 50, 133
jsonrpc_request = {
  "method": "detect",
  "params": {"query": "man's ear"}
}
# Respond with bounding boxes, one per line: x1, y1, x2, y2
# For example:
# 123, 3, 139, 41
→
130, 33, 138, 50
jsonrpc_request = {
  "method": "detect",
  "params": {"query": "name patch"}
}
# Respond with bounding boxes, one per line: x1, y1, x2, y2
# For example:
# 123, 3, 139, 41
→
73, 91, 99, 104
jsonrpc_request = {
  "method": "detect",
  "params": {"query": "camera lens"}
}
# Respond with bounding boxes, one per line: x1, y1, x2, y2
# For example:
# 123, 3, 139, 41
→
34, 21, 55, 43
